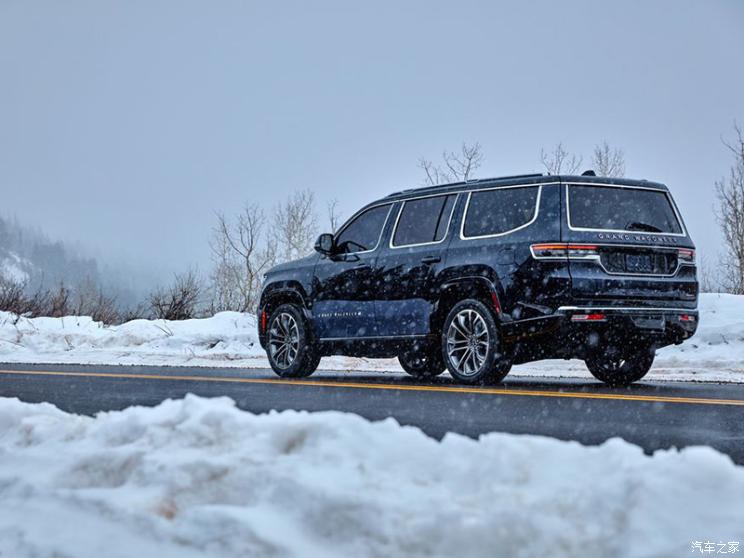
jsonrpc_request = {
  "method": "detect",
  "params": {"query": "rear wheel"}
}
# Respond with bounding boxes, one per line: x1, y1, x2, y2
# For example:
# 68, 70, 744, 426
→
398, 341, 445, 379
585, 344, 655, 386
441, 299, 511, 384
266, 304, 320, 378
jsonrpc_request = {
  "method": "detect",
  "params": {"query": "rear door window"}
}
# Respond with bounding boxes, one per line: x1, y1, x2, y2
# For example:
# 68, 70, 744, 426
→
335, 204, 392, 253
567, 185, 683, 234
392, 194, 457, 247
462, 186, 540, 238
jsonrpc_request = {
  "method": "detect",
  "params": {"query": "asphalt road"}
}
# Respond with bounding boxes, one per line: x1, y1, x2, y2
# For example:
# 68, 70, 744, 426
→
2, 362, 744, 463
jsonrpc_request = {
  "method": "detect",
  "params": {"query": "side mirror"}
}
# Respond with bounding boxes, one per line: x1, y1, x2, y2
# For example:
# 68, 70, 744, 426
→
314, 233, 335, 256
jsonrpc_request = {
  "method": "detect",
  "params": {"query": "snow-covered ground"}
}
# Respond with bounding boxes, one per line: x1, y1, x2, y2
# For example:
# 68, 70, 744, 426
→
0, 394, 741, 558
0, 293, 742, 382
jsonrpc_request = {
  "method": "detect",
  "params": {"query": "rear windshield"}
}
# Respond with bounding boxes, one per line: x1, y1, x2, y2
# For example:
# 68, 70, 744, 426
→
567, 185, 683, 234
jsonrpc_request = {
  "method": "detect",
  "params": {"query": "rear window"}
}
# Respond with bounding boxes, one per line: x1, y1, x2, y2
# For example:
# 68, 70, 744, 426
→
568, 185, 683, 234
462, 186, 540, 238
393, 194, 456, 247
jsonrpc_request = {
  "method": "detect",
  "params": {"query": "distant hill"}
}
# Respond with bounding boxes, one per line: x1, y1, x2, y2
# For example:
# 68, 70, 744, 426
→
0, 215, 101, 290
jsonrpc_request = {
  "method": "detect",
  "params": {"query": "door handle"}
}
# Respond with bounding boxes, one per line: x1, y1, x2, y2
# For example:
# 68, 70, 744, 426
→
420, 255, 441, 264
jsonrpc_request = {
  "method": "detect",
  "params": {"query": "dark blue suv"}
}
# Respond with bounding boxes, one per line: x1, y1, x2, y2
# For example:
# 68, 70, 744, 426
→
258, 174, 698, 386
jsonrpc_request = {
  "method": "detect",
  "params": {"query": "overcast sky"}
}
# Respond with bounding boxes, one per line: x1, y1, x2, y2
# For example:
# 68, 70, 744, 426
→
1, 0, 743, 278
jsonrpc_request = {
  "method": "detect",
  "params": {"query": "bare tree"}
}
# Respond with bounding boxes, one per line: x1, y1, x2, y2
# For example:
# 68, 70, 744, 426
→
149, 270, 203, 320
0, 277, 70, 319
419, 142, 484, 185
592, 141, 626, 177
697, 254, 718, 293
72, 277, 120, 324
714, 122, 744, 294
48, 283, 71, 317
274, 189, 319, 262
210, 205, 276, 313
327, 198, 342, 233
540, 142, 583, 175
0, 276, 30, 316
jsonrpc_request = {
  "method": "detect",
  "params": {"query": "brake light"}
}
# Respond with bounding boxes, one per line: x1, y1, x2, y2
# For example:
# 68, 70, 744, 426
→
531, 243, 600, 260
679, 314, 696, 322
677, 248, 695, 263
571, 313, 607, 322
490, 291, 502, 314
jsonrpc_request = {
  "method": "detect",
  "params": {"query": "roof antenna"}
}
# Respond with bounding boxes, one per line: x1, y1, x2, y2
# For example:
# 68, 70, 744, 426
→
581, 169, 596, 176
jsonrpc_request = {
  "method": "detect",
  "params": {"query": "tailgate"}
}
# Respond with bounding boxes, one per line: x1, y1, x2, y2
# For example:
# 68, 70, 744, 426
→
561, 182, 698, 308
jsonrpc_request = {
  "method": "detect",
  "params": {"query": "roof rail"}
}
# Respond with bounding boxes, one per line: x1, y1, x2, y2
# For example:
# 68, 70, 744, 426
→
385, 172, 545, 198
468, 173, 544, 183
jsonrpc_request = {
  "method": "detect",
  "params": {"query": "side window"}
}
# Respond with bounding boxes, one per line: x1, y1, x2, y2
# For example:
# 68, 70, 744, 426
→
463, 186, 540, 238
392, 194, 456, 247
335, 204, 391, 254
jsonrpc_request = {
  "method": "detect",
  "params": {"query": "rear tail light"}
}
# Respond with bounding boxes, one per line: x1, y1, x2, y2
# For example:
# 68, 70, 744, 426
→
677, 248, 695, 263
490, 291, 502, 314
571, 313, 607, 322
531, 243, 599, 260
679, 314, 696, 322
261, 309, 267, 332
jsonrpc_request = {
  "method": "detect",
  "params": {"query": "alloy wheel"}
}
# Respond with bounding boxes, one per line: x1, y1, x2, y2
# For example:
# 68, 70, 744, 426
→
446, 308, 490, 377
268, 312, 300, 369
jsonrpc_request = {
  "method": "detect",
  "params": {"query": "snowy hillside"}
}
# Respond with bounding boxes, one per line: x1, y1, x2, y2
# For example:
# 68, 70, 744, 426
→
0, 250, 32, 283
0, 293, 742, 382
0, 395, 741, 558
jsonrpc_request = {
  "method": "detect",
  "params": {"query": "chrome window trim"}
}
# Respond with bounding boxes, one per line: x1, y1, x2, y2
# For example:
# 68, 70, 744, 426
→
459, 183, 546, 240
333, 203, 394, 256
564, 182, 688, 238
389, 192, 459, 249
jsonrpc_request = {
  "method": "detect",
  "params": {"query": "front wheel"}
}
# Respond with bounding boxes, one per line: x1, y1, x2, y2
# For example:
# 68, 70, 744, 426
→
266, 304, 320, 378
441, 299, 512, 385
585, 345, 655, 386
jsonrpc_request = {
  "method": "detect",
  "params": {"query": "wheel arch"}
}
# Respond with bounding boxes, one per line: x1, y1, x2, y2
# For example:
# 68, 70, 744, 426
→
258, 282, 312, 347
430, 276, 504, 336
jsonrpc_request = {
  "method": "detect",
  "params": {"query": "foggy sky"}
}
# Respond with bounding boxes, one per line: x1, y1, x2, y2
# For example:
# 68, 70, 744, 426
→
1, 0, 743, 280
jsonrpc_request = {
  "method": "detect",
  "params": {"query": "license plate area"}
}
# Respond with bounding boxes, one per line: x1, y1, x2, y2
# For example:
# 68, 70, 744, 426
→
625, 254, 653, 273
631, 315, 666, 330
599, 248, 677, 275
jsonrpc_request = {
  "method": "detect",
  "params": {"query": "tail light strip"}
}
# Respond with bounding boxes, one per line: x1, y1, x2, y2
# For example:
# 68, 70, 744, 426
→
530, 243, 599, 260
530, 243, 696, 264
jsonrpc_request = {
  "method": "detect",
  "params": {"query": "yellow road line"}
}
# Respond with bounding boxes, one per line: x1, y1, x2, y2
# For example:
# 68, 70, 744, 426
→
1, 368, 744, 407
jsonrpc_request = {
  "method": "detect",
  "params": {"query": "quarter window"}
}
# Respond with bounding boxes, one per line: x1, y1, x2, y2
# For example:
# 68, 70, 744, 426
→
463, 186, 540, 238
335, 204, 391, 253
392, 194, 456, 247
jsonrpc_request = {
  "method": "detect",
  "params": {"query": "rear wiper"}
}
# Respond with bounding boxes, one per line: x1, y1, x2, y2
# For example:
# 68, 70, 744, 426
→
626, 221, 662, 233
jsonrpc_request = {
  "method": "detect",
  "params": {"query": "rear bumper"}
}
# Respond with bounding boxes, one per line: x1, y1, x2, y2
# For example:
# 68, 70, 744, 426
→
555, 305, 698, 340
503, 305, 698, 362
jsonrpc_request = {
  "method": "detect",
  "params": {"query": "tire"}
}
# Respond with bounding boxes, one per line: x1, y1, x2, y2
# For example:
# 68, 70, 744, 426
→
398, 341, 445, 379
585, 344, 655, 386
441, 299, 512, 385
266, 304, 320, 378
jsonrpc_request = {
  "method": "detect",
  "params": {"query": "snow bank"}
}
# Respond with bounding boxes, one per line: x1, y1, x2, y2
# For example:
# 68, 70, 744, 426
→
0, 395, 741, 558
0, 311, 266, 366
0, 294, 742, 382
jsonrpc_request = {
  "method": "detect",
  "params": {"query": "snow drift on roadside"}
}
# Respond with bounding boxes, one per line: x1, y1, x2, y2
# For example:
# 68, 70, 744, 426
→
0, 293, 742, 382
0, 395, 741, 558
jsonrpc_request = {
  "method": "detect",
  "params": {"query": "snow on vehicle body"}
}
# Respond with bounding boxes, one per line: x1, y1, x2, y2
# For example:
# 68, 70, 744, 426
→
258, 173, 698, 385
